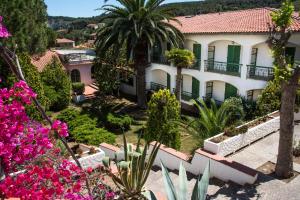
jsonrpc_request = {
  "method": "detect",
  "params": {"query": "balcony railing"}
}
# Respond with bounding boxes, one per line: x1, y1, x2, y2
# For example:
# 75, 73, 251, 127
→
181, 91, 198, 101
204, 60, 241, 77
191, 59, 201, 70
152, 55, 170, 65
247, 65, 274, 81
150, 82, 167, 91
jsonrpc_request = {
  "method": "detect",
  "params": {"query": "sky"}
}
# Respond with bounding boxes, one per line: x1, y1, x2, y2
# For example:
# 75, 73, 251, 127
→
45, 0, 200, 18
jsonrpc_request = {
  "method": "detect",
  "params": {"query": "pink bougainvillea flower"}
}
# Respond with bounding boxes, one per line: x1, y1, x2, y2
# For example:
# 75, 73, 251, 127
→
52, 120, 69, 137
0, 16, 10, 38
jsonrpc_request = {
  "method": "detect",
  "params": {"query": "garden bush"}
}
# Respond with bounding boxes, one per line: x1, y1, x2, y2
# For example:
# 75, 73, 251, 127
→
106, 113, 133, 131
41, 58, 71, 111
145, 89, 181, 150
224, 125, 248, 137
223, 97, 244, 123
257, 80, 281, 116
72, 123, 116, 145
72, 82, 85, 95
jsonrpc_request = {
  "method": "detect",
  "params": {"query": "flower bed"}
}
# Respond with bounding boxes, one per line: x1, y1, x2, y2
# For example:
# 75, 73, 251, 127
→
204, 111, 280, 156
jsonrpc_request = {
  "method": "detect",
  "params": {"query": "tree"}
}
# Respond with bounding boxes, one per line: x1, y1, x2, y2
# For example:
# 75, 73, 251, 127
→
95, 0, 184, 108
18, 53, 47, 120
0, 0, 49, 54
268, 0, 300, 178
145, 89, 181, 149
41, 58, 71, 111
165, 48, 195, 101
190, 99, 244, 139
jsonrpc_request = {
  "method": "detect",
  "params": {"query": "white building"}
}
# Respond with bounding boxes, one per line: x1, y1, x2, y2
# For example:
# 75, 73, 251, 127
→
144, 8, 300, 104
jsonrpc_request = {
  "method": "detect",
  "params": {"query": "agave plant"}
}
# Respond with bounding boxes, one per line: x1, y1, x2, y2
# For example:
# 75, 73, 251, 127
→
148, 161, 210, 200
102, 134, 161, 199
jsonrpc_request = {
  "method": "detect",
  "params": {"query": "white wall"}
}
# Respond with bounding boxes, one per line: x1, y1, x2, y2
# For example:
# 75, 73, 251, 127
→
66, 64, 93, 85
151, 69, 168, 86
253, 89, 263, 101
254, 43, 274, 67
182, 75, 193, 93
212, 81, 226, 102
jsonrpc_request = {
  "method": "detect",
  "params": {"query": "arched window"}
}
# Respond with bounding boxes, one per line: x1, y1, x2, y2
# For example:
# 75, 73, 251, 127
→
91, 65, 95, 79
71, 69, 81, 83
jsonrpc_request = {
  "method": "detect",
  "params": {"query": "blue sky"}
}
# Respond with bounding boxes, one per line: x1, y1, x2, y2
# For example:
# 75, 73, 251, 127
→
45, 0, 200, 17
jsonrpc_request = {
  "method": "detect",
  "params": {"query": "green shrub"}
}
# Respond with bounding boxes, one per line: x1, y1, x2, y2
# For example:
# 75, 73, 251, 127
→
257, 80, 281, 116
145, 89, 181, 150
72, 82, 85, 95
73, 124, 116, 145
224, 125, 248, 137
223, 97, 244, 124
41, 58, 71, 111
106, 113, 133, 131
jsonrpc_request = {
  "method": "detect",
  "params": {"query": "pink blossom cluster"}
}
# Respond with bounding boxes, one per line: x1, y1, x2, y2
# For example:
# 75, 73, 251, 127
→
52, 120, 69, 137
0, 16, 10, 38
0, 160, 91, 200
0, 81, 52, 173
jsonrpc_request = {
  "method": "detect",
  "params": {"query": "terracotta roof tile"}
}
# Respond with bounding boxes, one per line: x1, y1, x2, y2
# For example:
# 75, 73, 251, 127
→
31, 50, 62, 72
170, 8, 300, 34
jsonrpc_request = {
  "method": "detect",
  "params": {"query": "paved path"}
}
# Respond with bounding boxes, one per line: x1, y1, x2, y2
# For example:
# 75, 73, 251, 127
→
146, 125, 300, 199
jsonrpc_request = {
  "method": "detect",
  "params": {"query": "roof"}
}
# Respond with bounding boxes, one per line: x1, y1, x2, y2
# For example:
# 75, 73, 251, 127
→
170, 8, 300, 34
56, 38, 75, 43
31, 50, 62, 72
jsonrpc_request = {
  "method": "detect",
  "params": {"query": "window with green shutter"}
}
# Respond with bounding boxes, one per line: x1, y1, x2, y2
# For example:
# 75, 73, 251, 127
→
193, 43, 201, 69
225, 83, 238, 100
192, 77, 200, 99
227, 45, 241, 73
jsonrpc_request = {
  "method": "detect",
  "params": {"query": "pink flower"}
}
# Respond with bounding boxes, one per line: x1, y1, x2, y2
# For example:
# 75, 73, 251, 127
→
0, 16, 10, 38
52, 120, 69, 137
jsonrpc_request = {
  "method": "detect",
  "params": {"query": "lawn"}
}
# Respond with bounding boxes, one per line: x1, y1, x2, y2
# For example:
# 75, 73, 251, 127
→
52, 96, 202, 155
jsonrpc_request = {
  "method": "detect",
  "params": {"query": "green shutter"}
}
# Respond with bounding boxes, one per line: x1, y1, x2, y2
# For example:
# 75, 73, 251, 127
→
225, 83, 237, 100
227, 45, 241, 73
192, 77, 200, 99
193, 44, 201, 69
167, 73, 171, 89
285, 47, 296, 65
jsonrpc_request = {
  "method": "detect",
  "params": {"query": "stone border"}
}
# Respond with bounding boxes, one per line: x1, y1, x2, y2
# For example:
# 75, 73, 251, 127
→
100, 142, 258, 185
204, 112, 280, 156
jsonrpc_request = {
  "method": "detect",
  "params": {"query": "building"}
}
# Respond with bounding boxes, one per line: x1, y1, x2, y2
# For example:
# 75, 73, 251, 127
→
56, 38, 75, 48
31, 50, 63, 72
55, 49, 96, 85
144, 8, 300, 104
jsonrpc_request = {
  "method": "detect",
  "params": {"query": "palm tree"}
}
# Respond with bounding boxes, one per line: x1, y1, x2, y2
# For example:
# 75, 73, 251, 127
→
96, 0, 184, 108
190, 99, 244, 138
165, 48, 194, 101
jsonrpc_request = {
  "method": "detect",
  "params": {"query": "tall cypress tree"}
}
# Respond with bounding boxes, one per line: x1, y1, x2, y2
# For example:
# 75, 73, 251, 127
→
0, 0, 48, 54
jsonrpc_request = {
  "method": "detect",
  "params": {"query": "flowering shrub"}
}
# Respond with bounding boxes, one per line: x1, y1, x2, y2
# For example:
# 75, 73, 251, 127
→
0, 16, 10, 38
0, 81, 53, 174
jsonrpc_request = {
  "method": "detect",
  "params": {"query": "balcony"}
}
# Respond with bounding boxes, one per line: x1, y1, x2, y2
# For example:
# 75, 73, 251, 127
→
247, 65, 274, 81
150, 82, 167, 91
204, 60, 241, 77
181, 91, 198, 101
152, 55, 170, 65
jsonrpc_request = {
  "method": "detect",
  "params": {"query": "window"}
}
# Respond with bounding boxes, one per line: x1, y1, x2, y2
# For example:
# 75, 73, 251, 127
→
206, 82, 213, 98
247, 90, 254, 101
250, 48, 258, 65
71, 69, 81, 83
208, 46, 215, 61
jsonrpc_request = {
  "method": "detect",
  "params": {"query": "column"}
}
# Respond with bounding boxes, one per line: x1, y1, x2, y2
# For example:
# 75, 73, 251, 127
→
200, 80, 206, 99
241, 45, 252, 80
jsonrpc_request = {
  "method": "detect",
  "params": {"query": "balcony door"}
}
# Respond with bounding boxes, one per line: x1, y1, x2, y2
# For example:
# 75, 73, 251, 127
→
227, 45, 241, 73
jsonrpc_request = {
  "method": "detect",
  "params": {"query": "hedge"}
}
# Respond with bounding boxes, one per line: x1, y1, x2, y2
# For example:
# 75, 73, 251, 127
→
72, 82, 85, 95
106, 113, 133, 131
